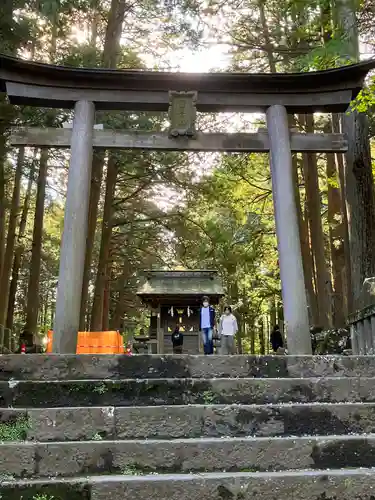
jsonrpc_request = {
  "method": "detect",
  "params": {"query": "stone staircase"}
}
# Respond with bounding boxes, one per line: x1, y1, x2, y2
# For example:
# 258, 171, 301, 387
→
1, 354, 375, 499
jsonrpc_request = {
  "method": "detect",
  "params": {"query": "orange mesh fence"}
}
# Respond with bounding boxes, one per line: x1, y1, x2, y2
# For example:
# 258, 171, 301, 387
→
46, 330, 53, 352
46, 330, 125, 354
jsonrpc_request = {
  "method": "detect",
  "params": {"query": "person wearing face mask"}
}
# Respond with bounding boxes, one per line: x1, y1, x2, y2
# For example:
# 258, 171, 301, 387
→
200, 295, 216, 355
218, 306, 238, 355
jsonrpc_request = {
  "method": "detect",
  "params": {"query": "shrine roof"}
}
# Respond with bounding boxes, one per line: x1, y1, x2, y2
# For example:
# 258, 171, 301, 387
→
137, 270, 225, 303
1, 54, 375, 112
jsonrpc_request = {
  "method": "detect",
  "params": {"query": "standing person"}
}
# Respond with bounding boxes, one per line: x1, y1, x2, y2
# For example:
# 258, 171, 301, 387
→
171, 324, 184, 354
219, 306, 238, 355
200, 295, 215, 355
270, 324, 284, 353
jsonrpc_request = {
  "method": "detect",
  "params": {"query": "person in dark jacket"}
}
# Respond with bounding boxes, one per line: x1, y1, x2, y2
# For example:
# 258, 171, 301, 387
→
171, 324, 184, 354
200, 295, 216, 355
270, 325, 284, 352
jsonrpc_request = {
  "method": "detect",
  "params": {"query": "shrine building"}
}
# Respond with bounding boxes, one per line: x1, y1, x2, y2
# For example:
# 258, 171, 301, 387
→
137, 270, 224, 353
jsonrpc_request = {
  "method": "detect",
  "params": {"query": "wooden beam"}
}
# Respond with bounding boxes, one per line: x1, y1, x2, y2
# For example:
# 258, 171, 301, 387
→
3, 55, 375, 112
10, 127, 348, 152
6, 82, 353, 113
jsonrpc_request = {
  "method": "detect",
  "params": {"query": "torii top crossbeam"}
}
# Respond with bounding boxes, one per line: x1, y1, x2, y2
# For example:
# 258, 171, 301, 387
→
1, 54, 375, 112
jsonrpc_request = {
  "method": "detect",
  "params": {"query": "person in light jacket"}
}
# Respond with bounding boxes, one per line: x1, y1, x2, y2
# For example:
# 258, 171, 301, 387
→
218, 306, 238, 355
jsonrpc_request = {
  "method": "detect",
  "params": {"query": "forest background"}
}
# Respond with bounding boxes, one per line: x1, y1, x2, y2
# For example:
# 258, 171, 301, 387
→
1, 0, 375, 353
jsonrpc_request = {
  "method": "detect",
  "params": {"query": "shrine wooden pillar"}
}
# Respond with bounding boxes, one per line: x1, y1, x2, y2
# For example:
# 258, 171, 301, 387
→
266, 104, 312, 355
53, 100, 95, 353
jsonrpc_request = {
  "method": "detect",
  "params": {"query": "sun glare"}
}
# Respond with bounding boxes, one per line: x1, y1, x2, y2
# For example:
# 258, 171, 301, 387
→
165, 45, 230, 73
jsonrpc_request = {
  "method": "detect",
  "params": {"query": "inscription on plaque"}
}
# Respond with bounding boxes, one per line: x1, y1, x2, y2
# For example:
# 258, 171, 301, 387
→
168, 91, 197, 138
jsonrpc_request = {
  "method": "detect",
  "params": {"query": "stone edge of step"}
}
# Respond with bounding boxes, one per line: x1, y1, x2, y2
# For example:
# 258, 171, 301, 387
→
1, 434, 375, 446
2, 468, 375, 486
1, 434, 375, 480
5, 401, 375, 409
2, 376, 375, 384
3, 355, 375, 384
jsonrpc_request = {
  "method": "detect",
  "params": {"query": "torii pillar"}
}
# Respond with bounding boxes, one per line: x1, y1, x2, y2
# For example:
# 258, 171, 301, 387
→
266, 104, 311, 354
52, 100, 95, 353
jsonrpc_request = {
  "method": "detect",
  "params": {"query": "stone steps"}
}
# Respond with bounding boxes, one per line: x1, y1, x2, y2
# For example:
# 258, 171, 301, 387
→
2, 402, 375, 441
1, 354, 375, 499
2, 435, 375, 478
2, 354, 375, 380
2, 376, 375, 407
1, 469, 375, 499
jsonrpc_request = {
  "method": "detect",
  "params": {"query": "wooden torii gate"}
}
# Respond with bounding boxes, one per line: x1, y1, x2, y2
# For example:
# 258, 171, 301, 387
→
1, 54, 374, 354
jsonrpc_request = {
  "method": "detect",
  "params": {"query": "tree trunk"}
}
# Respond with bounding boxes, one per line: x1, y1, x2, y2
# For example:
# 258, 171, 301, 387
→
343, 111, 375, 309
289, 114, 317, 325
321, 0, 346, 326
102, 0, 128, 68
90, 4, 99, 46
293, 153, 318, 325
6, 160, 36, 331
250, 326, 255, 354
258, 322, 265, 355
0, 0, 14, 277
0, 147, 24, 326
0, 105, 8, 281
332, 113, 352, 313
333, 0, 359, 61
102, 273, 110, 331
334, 0, 375, 310
50, 297, 55, 331
43, 289, 49, 332
102, 258, 112, 331
269, 297, 277, 326
302, 115, 332, 328
79, 151, 105, 329
24, 149, 48, 342
327, 151, 346, 327
79, 0, 129, 329
90, 155, 117, 330
110, 260, 130, 330
237, 320, 244, 354
0, 0, 22, 280
258, 0, 276, 72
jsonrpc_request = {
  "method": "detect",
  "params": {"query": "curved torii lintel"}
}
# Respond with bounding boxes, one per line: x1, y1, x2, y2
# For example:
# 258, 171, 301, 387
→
1, 54, 375, 112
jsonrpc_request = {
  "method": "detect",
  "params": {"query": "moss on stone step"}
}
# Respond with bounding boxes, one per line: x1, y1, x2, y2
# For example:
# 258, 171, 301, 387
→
0, 413, 30, 441
0, 483, 90, 500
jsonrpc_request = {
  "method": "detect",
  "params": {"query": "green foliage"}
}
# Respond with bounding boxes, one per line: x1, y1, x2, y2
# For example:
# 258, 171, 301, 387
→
201, 390, 219, 404
58, 45, 143, 69
92, 382, 108, 394
296, 38, 351, 71
172, 152, 280, 341
121, 464, 144, 475
352, 77, 375, 113
0, 3, 33, 55
0, 415, 30, 441
312, 328, 351, 354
